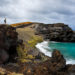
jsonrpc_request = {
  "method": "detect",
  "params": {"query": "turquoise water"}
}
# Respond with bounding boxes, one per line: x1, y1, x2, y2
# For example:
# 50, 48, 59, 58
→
49, 42, 75, 59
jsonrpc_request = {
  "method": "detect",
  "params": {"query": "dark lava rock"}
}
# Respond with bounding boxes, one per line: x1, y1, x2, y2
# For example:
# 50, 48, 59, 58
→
0, 24, 18, 64
35, 23, 75, 42
51, 50, 66, 70
18, 50, 72, 75
2, 49, 75, 75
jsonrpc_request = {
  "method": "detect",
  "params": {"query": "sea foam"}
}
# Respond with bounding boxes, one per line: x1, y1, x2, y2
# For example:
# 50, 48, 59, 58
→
35, 41, 52, 57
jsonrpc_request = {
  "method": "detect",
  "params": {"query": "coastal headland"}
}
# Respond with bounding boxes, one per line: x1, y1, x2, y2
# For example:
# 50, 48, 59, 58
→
0, 22, 75, 75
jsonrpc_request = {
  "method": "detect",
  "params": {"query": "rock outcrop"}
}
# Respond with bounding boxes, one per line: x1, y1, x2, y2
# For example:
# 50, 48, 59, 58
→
51, 50, 66, 70
0, 24, 18, 64
35, 23, 75, 42
18, 50, 75, 75
3, 50, 74, 75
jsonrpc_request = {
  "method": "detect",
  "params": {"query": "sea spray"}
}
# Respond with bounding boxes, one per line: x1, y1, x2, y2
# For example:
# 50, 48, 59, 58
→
66, 59, 75, 64
35, 41, 52, 57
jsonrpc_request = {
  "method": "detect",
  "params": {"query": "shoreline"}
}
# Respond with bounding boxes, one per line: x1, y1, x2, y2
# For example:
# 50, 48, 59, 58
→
36, 41, 75, 64
35, 41, 52, 57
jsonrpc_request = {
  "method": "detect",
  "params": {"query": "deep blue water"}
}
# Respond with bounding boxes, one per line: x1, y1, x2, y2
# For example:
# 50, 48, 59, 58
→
49, 42, 75, 59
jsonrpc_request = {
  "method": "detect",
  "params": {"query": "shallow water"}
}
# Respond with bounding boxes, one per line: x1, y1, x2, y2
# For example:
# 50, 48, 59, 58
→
49, 41, 75, 59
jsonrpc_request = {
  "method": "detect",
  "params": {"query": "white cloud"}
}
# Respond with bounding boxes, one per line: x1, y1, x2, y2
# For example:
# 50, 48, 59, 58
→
0, 0, 75, 30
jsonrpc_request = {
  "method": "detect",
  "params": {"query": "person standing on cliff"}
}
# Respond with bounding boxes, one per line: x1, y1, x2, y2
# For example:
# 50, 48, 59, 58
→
4, 18, 6, 24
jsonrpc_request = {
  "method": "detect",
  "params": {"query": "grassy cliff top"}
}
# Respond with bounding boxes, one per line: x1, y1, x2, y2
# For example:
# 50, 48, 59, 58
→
14, 23, 45, 64
11, 22, 32, 27
16, 24, 43, 47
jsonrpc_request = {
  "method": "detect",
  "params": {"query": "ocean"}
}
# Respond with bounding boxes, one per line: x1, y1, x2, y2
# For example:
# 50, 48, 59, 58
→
36, 41, 75, 64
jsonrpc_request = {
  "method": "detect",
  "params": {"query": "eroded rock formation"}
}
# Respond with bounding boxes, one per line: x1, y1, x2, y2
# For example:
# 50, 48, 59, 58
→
35, 23, 75, 42
18, 50, 75, 75
0, 24, 18, 64
3, 50, 74, 75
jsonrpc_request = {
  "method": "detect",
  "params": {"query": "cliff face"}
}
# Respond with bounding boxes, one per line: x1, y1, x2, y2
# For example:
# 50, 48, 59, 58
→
0, 24, 18, 64
0, 24, 47, 64
35, 23, 75, 42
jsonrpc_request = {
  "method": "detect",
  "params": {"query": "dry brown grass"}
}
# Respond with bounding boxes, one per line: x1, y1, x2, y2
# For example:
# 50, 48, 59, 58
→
16, 25, 43, 42
11, 22, 32, 27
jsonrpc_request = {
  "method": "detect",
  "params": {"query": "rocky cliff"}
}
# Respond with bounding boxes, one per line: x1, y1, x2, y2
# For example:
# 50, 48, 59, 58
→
0, 24, 19, 64
35, 23, 75, 42
0, 24, 48, 64
0, 23, 75, 75
0, 50, 75, 75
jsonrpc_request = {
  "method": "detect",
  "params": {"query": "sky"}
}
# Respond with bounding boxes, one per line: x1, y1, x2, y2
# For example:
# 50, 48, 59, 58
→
0, 0, 75, 30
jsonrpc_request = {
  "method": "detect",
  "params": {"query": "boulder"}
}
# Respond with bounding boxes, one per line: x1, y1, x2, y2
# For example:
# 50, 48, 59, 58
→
51, 50, 66, 70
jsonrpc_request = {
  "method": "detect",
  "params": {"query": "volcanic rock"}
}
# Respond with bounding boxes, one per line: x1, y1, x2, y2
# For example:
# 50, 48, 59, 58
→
51, 50, 66, 70
35, 23, 75, 42
0, 24, 18, 64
